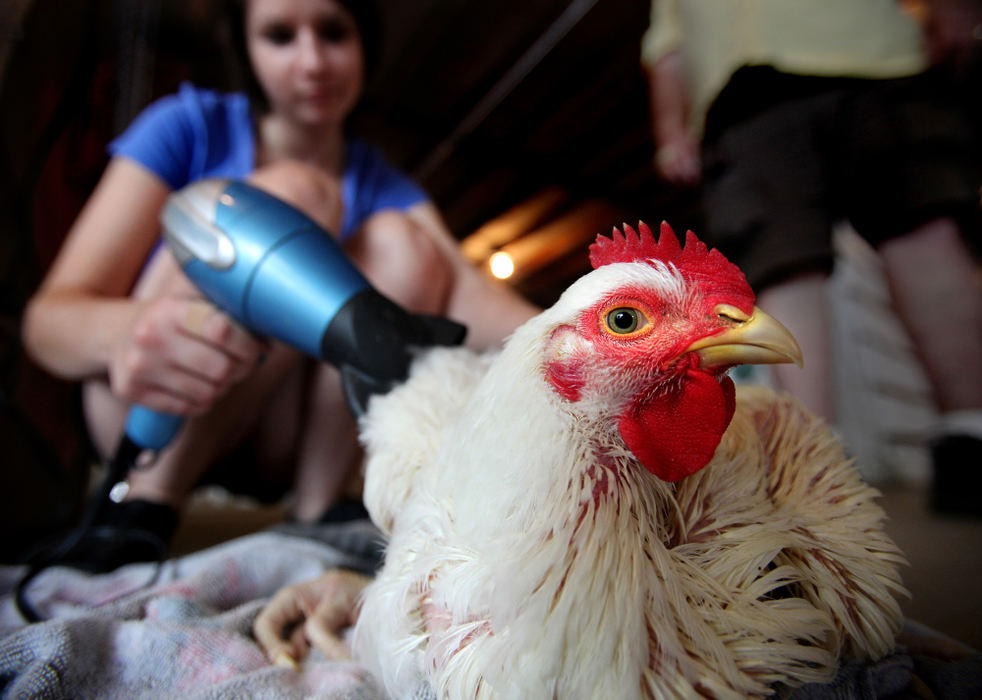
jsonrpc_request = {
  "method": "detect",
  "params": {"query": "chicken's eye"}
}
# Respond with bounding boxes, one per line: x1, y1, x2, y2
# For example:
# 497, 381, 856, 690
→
606, 307, 643, 334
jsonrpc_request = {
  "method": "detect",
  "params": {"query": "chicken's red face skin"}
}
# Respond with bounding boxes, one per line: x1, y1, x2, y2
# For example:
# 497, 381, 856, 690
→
544, 284, 739, 482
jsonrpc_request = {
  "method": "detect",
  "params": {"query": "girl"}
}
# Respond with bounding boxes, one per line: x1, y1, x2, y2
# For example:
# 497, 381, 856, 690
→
21, 0, 538, 570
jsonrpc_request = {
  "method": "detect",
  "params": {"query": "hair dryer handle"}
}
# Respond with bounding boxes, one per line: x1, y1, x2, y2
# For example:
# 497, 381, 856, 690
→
123, 405, 184, 452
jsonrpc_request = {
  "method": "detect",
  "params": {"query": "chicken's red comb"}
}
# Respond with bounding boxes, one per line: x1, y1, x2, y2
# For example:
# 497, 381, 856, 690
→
589, 222, 755, 312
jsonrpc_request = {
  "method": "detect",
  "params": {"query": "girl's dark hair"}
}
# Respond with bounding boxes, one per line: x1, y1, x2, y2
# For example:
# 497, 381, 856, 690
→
220, 0, 380, 113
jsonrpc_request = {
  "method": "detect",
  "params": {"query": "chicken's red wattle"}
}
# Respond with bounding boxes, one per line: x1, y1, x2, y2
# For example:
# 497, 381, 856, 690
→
618, 368, 736, 482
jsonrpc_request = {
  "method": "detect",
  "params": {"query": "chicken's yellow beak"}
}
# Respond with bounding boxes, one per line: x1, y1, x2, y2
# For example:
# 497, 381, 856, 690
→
686, 305, 803, 369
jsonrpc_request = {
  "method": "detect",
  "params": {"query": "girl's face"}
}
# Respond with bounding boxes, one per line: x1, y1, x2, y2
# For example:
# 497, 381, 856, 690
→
245, 0, 364, 127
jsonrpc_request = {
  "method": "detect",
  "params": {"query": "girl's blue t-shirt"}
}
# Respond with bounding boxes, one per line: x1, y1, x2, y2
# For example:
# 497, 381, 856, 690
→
108, 83, 428, 242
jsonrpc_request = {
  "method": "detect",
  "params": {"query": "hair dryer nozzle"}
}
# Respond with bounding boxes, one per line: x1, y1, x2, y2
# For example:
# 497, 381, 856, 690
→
323, 289, 467, 415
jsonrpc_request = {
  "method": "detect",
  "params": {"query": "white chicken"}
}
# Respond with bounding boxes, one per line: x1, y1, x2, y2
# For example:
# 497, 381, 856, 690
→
354, 223, 906, 699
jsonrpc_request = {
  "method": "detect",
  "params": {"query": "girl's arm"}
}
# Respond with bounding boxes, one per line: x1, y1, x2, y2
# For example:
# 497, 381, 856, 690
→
22, 158, 263, 415
23, 158, 171, 377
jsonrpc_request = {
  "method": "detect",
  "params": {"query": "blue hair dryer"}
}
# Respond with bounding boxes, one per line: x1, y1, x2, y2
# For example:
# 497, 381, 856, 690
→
121, 178, 466, 460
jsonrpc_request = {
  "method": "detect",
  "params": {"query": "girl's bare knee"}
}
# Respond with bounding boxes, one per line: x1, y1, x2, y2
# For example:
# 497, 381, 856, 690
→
349, 212, 452, 313
131, 246, 197, 301
248, 161, 343, 235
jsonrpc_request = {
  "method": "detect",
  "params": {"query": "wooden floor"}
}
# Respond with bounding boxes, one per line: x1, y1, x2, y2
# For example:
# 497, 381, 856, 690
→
878, 484, 982, 650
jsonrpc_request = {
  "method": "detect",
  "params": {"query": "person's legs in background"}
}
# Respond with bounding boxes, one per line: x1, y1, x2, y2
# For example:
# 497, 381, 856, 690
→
843, 71, 982, 514
700, 83, 842, 424
879, 217, 982, 515
756, 271, 836, 422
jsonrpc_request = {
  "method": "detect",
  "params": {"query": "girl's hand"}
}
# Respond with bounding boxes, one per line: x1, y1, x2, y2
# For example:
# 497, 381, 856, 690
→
109, 295, 267, 415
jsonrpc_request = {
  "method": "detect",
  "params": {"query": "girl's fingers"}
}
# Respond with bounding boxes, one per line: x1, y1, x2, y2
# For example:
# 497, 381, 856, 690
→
179, 300, 265, 364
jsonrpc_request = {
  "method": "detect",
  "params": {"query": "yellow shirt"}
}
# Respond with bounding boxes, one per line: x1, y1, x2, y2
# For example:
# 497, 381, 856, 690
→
642, 0, 928, 134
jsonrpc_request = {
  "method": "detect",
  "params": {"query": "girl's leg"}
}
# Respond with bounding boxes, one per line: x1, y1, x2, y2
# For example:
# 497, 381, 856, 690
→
290, 210, 454, 521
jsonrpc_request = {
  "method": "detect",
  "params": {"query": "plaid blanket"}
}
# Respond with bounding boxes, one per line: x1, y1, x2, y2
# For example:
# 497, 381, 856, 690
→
0, 523, 384, 699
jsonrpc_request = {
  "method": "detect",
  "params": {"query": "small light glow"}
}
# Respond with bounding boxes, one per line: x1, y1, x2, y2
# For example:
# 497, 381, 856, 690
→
489, 251, 515, 279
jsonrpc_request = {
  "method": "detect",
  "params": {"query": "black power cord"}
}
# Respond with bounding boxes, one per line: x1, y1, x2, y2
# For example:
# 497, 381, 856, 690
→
14, 436, 167, 623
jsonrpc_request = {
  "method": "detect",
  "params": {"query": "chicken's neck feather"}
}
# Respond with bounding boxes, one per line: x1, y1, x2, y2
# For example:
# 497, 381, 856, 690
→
427, 349, 689, 694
